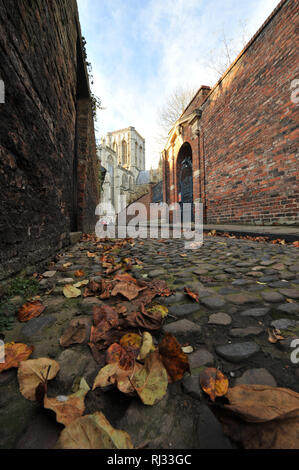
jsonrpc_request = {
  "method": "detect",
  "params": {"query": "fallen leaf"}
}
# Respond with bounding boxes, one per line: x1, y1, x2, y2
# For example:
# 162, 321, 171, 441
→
182, 346, 194, 354
99, 279, 115, 299
115, 304, 127, 314
137, 332, 155, 361
119, 333, 142, 358
63, 284, 82, 299
267, 328, 285, 344
93, 346, 141, 395
18, 301, 46, 323
60, 317, 91, 347
213, 384, 299, 449
87, 252, 97, 258
55, 411, 133, 449
158, 333, 190, 382
73, 280, 89, 288
74, 270, 85, 278
63, 262, 72, 268
126, 304, 163, 331
113, 273, 137, 284
106, 264, 122, 275
131, 350, 168, 406
106, 343, 135, 370
111, 282, 145, 301
148, 305, 169, 319
92, 363, 118, 389
135, 259, 143, 266
0, 343, 34, 373
184, 287, 199, 302
200, 367, 229, 402
18, 358, 60, 401
89, 305, 125, 355
44, 378, 90, 426
83, 280, 101, 297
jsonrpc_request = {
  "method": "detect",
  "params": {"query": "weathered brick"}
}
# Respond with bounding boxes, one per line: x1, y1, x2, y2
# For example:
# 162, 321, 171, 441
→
163, 0, 298, 226
0, 0, 99, 281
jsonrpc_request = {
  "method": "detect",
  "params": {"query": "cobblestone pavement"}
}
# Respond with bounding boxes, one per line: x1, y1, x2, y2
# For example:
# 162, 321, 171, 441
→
1, 234, 299, 449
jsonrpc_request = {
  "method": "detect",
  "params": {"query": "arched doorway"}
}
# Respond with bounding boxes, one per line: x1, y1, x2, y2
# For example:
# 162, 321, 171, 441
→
177, 143, 193, 220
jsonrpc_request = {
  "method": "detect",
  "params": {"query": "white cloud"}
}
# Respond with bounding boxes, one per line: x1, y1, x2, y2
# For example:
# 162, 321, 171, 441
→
78, 0, 281, 169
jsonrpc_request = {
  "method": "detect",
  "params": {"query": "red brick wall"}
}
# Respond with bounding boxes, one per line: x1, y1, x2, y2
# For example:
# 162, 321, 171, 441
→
165, 0, 299, 226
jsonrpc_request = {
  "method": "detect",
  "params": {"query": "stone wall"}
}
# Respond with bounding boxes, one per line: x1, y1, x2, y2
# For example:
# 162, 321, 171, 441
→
164, 0, 299, 226
0, 0, 99, 280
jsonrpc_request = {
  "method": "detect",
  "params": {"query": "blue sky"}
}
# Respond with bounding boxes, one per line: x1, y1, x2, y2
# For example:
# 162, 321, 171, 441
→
77, 0, 281, 168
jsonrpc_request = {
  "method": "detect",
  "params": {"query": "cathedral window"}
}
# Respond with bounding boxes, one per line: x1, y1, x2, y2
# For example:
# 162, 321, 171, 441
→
122, 140, 128, 165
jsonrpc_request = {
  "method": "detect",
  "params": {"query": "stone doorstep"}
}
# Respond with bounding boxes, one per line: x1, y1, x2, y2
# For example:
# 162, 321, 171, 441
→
138, 223, 299, 242
203, 224, 299, 243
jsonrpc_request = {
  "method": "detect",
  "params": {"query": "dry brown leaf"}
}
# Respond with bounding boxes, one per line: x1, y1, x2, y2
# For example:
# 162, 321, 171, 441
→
99, 279, 115, 299
93, 346, 141, 395
44, 378, 90, 426
158, 333, 190, 382
113, 273, 137, 284
106, 264, 122, 275
111, 282, 145, 301
0, 343, 34, 373
126, 304, 163, 332
18, 301, 45, 323
213, 384, 299, 449
18, 358, 60, 401
184, 287, 199, 302
60, 317, 91, 348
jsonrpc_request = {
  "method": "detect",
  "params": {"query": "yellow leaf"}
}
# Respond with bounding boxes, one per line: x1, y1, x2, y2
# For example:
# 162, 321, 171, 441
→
131, 351, 168, 406
63, 262, 72, 269
137, 332, 155, 361
73, 280, 89, 288
148, 305, 168, 319
182, 346, 194, 354
55, 411, 134, 449
63, 284, 82, 298
119, 333, 142, 356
